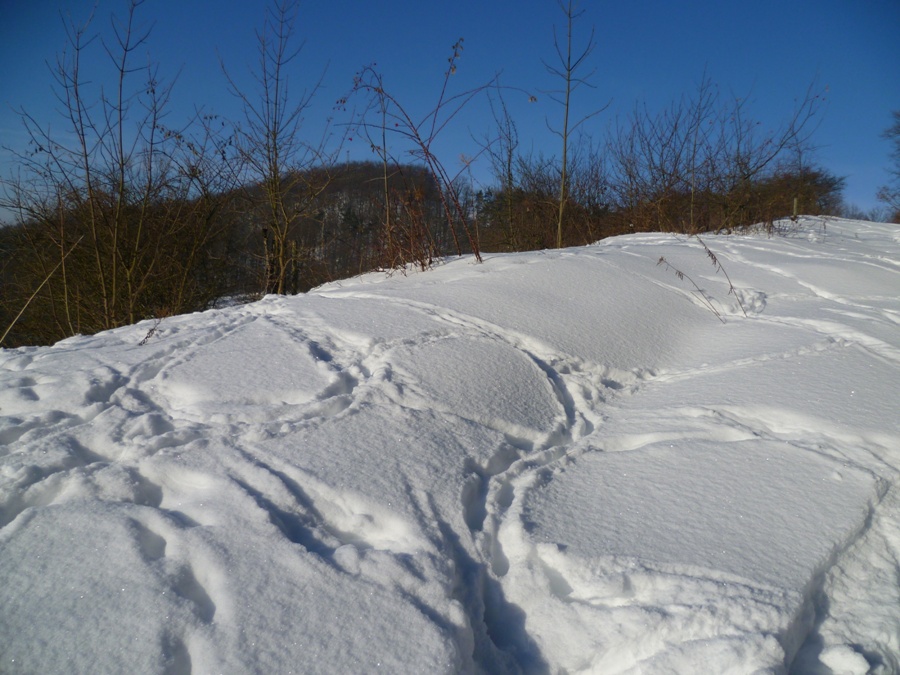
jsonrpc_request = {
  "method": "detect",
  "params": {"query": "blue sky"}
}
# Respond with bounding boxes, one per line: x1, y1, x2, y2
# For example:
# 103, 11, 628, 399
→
2, 0, 898, 213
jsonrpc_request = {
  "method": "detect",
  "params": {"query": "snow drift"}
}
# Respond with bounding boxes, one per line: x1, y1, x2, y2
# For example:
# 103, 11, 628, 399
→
1, 218, 899, 674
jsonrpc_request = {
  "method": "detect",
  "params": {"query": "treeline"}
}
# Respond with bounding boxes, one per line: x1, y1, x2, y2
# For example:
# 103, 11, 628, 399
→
477, 148, 844, 252
0, 1, 852, 348
0, 138, 846, 347
0, 160, 457, 346
476, 75, 845, 251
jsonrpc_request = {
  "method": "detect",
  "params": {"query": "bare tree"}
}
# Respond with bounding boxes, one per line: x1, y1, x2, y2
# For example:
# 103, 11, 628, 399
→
877, 110, 900, 222
479, 87, 522, 250
223, 0, 336, 294
544, 1, 606, 248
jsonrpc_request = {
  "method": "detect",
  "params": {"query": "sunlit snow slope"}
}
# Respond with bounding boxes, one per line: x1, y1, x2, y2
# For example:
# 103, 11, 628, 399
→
2, 218, 899, 674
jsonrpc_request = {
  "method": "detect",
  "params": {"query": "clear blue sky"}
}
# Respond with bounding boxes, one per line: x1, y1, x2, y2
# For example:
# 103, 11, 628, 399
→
2, 0, 898, 214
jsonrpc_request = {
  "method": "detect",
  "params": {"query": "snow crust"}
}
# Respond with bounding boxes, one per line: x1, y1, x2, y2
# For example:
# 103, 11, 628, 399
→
2, 217, 899, 673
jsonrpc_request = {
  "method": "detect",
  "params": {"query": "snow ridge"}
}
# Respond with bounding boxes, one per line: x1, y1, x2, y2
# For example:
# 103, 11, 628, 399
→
2, 217, 899, 674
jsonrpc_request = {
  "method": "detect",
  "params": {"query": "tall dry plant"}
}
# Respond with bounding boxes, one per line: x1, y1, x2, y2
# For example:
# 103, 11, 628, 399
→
657, 235, 748, 323
349, 39, 490, 268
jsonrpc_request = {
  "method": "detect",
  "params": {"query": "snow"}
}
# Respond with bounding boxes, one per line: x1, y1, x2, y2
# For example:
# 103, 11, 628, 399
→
1, 217, 899, 674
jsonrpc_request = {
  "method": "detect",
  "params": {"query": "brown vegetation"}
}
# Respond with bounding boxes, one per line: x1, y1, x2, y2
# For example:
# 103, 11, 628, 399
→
0, 1, 853, 348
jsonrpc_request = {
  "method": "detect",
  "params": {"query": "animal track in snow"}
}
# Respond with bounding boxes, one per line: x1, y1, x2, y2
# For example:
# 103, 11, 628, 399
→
127, 509, 219, 625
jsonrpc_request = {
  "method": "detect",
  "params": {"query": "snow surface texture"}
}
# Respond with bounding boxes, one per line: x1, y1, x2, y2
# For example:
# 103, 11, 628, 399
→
1, 217, 899, 674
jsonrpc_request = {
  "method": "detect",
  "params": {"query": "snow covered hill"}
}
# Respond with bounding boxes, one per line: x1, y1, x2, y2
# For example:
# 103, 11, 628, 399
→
2, 218, 899, 674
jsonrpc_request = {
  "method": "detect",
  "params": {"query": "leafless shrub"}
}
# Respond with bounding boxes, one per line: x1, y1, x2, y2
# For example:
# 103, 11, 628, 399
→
606, 76, 829, 234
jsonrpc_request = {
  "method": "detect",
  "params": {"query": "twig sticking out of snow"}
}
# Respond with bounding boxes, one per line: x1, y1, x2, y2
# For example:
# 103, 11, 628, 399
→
696, 235, 748, 318
656, 256, 726, 323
